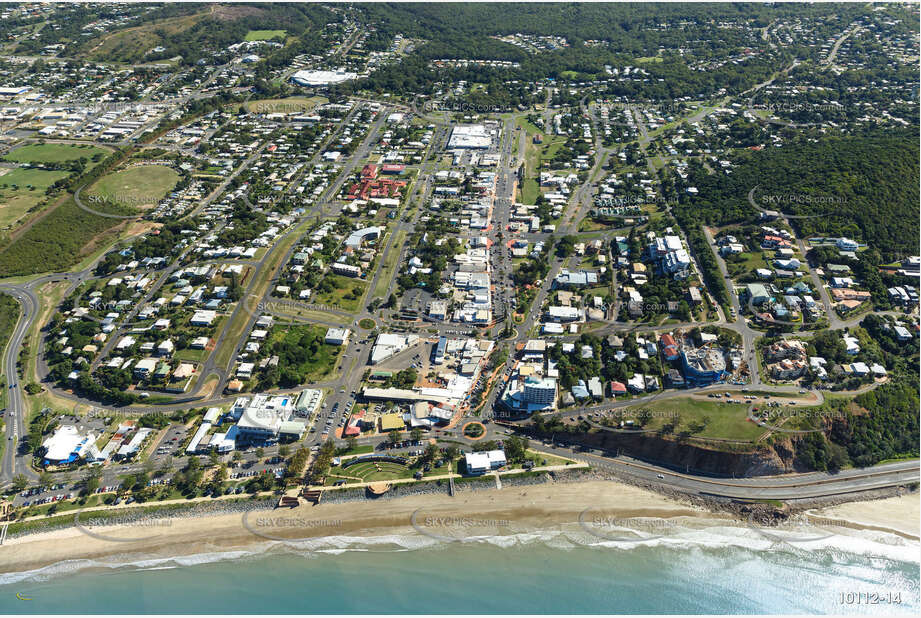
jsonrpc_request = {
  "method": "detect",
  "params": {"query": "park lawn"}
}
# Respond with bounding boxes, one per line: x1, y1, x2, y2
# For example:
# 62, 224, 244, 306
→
422, 458, 454, 478
626, 397, 766, 442
2, 143, 109, 164
86, 165, 180, 207
0, 167, 70, 190
323, 474, 357, 486
272, 305, 350, 326
245, 29, 286, 41
372, 229, 405, 299
578, 217, 615, 232
524, 449, 572, 468
314, 273, 368, 313
515, 116, 566, 205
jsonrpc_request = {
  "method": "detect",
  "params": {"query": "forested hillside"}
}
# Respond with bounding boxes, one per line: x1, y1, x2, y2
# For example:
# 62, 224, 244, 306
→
795, 378, 920, 471
676, 132, 919, 261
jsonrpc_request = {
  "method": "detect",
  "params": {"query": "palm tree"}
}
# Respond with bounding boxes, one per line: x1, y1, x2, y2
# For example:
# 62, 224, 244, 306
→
11, 474, 27, 492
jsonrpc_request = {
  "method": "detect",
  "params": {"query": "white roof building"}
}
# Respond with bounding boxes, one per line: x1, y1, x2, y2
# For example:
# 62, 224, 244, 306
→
325, 328, 350, 345
290, 69, 358, 86
41, 425, 96, 463
464, 449, 507, 475
448, 124, 492, 149
370, 333, 419, 364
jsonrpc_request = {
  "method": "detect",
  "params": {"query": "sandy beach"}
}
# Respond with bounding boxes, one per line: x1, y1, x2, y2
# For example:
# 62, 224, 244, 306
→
1, 480, 917, 576
811, 494, 920, 539
0, 480, 714, 575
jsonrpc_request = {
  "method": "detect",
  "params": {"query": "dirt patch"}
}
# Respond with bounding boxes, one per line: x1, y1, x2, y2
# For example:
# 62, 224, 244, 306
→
79, 220, 160, 264
212, 4, 266, 20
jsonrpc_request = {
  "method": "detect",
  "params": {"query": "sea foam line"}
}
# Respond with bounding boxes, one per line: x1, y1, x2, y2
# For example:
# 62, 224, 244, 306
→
1, 520, 917, 587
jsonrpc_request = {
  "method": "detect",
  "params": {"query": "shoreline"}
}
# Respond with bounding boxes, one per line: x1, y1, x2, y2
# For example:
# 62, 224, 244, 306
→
1, 475, 918, 579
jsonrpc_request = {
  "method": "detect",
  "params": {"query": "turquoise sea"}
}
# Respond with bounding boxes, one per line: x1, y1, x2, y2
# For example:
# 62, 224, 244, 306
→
0, 525, 918, 614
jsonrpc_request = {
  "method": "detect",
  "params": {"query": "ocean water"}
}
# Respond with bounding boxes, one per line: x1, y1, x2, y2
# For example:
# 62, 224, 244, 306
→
0, 524, 918, 614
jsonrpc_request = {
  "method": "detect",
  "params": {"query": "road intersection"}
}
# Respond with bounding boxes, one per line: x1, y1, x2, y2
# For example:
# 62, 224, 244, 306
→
0, 93, 916, 505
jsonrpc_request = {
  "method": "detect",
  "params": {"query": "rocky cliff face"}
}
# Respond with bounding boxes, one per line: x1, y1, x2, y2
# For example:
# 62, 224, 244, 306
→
549, 429, 798, 477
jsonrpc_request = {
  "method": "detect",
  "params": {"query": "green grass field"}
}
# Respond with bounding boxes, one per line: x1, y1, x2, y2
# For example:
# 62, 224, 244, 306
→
623, 397, 766, 442
245, 29, 286, 41
0, 167, 69, 190
519, 178, 540, 204
726, 251, 768, 279
3, 143, 109, 164
515, 116, 566, 205
86, 165, 179, 208
0, 168, 70, 230
372, 229, 405, 299
246, 96, 326, 115
315, 274, 368, 313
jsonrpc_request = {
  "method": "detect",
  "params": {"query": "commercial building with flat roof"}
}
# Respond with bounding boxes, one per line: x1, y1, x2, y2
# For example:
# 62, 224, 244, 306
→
325, 328, 350, 345
186, 422, 213, 454
235, 394, 295, 442
291, 69, 357, 86
448, 124, 492, 149
379, 413, 405, 432
295, 388, 323, 417
464, 450, 507, 475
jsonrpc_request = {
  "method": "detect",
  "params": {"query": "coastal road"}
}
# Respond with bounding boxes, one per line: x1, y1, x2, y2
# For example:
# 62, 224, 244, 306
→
0, 283, 39, 483
540, 443, 919, 501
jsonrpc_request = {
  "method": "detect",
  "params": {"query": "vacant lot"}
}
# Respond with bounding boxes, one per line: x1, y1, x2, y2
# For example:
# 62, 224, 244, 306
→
0, 197, 125, 277
3, 143, 109, 164
314, 274, 368, 313
0, 168, 70, 230
245, 29, 286, 41
86, 165, 180, 208
516, 116, 566, 205
246, 96, 326, 115
81, 10, 207, 63
264, 323, 343, 383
